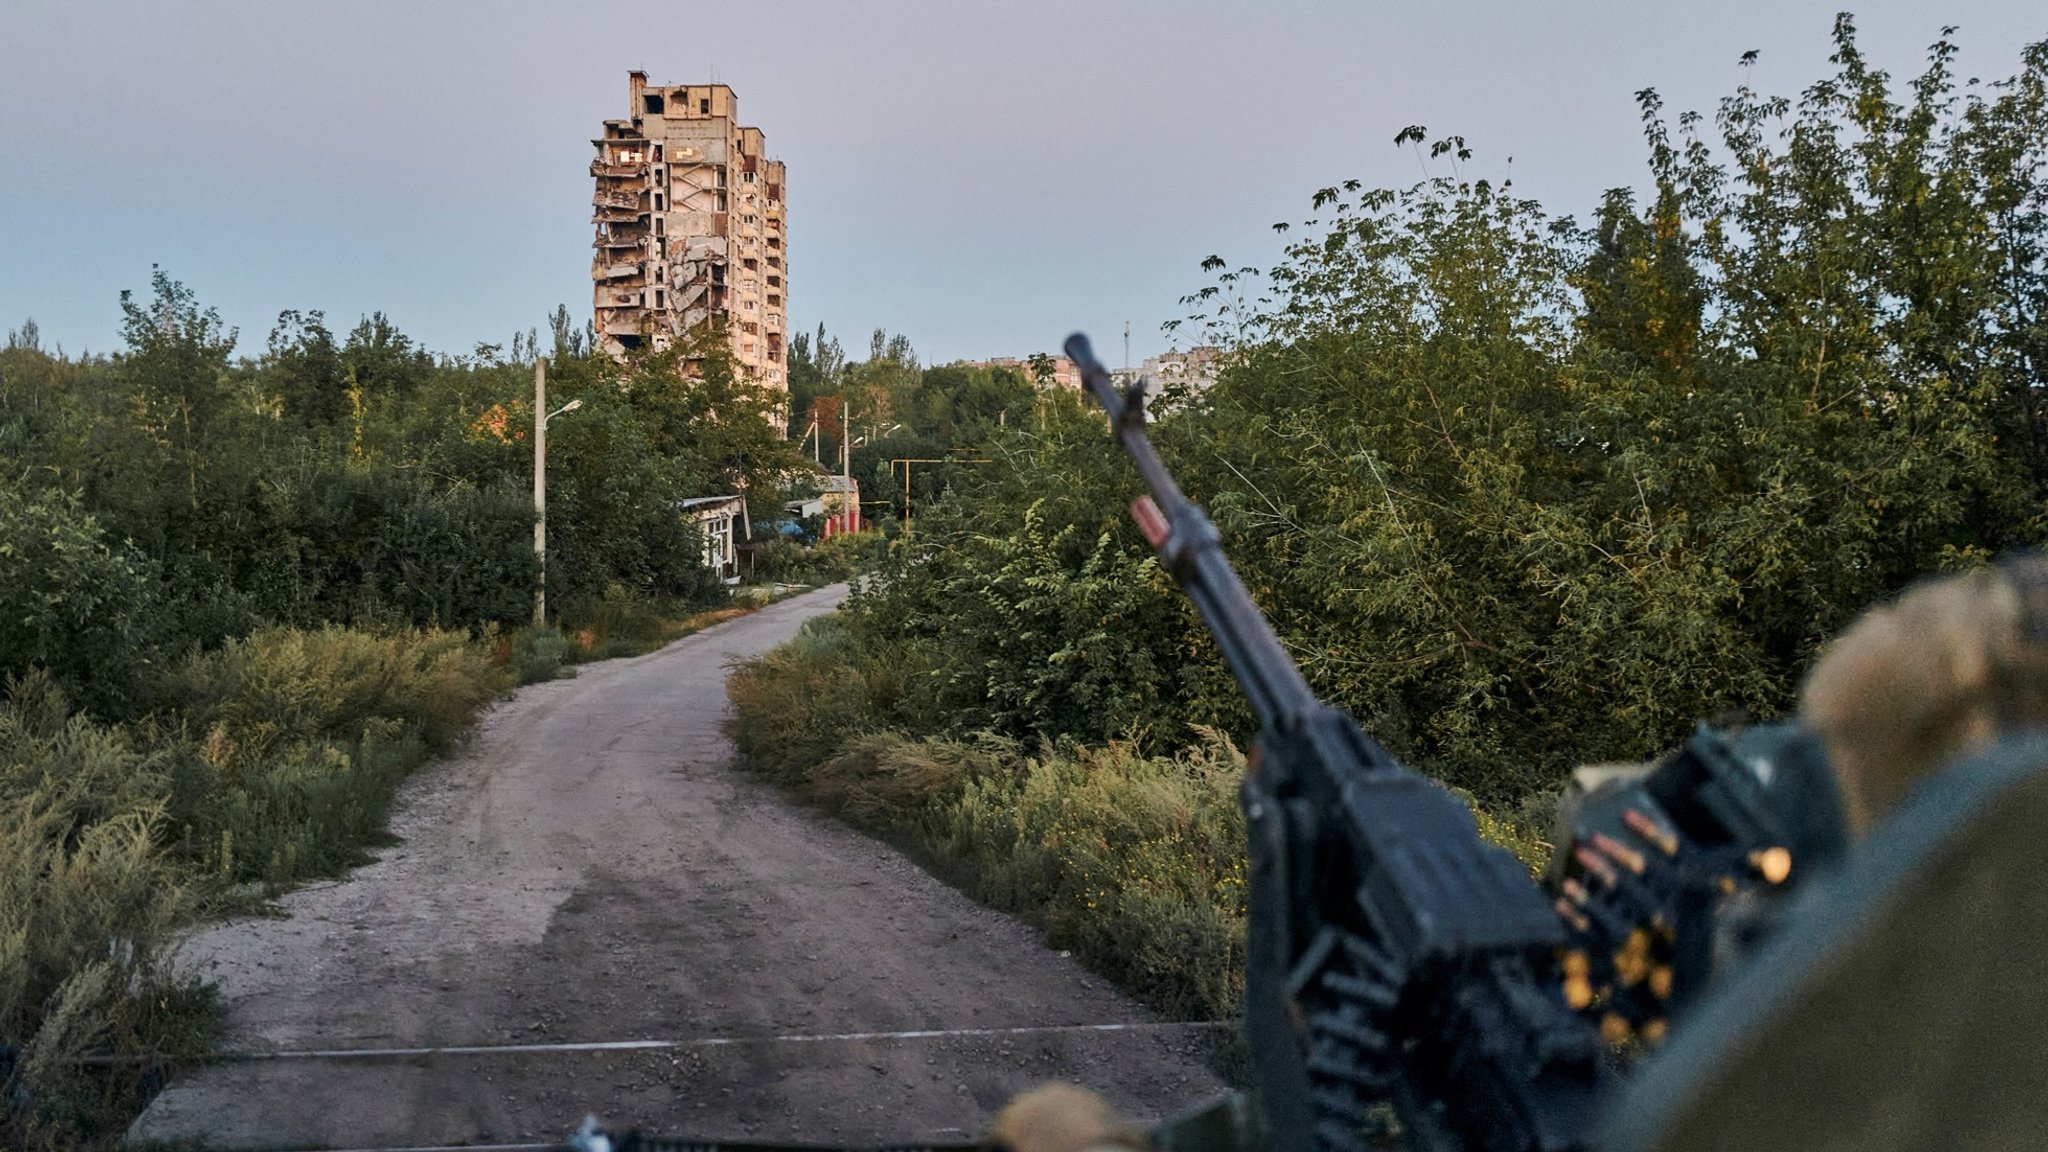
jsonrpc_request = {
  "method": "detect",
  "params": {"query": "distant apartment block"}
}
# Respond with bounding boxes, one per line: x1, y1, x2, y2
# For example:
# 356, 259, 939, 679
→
960, 356, 1083, 390
591, 74, 788, 391
1139, 346, 1223, 409
955, 348, 1220, 415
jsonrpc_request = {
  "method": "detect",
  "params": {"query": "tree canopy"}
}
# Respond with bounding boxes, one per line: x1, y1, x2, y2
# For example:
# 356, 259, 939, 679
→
0, 279, 818, 717
827, 19, 2048, 805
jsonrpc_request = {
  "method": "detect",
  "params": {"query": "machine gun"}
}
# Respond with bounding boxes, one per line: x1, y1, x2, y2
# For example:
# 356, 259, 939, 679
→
1063, 332, 1864, 1152
1065, 333, 1610, 1152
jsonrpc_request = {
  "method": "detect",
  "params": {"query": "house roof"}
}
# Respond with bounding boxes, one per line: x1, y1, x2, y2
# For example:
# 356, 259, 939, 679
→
679, 495, 744, 511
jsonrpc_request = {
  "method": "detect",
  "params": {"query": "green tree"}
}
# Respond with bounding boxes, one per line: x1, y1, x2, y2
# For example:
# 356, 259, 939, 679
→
786, 322, 846, 439
265, 309, 347, 426
116, 266, 238, 513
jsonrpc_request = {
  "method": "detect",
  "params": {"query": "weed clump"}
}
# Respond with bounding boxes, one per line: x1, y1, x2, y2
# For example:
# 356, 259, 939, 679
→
507, 625, 576, 684
2, 625, 510, 1147
0, 674, 210, 1150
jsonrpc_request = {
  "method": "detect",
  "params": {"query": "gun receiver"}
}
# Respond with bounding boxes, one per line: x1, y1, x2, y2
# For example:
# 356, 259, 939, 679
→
1065, 334, 1607, 1152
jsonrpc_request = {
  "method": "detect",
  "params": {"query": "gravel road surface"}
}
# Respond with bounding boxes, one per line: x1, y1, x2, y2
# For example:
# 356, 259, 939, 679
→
130, 585, 1226, 1149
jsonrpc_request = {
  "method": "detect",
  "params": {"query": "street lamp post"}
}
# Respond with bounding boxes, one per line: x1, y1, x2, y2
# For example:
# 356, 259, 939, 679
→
533, 356, 583, 625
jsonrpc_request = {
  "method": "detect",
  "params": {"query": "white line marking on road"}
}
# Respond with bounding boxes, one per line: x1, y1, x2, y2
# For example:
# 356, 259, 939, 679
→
215, 1020, 1235, 1062
319, 1144, 562, 1152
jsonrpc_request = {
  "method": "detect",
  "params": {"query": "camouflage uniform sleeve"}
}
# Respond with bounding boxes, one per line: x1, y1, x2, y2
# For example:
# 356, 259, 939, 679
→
987, 1084, 1152, 1152
1800, 553, 2048, 833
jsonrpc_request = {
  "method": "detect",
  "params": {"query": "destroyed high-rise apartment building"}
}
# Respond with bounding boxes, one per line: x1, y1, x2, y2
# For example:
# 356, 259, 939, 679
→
591, 73, 788, 390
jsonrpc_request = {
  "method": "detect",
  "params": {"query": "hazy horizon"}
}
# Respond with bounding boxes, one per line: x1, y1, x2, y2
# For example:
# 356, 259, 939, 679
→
5, 1, 2043, 365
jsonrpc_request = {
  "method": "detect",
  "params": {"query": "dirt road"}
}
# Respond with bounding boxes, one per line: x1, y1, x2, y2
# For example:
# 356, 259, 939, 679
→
131, 586, 1225, 1149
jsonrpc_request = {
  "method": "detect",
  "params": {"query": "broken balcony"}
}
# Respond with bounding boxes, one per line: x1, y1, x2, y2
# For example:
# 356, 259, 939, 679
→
593, 190, 643, 211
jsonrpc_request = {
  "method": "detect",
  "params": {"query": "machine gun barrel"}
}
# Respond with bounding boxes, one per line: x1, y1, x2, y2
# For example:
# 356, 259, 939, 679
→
1064, 335, 1319, 732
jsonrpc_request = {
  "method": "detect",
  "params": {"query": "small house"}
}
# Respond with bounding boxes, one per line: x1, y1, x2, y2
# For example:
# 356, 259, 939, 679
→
680, 495, 744, 584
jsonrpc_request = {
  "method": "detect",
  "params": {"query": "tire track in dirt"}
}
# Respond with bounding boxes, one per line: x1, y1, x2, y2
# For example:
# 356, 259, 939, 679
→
131, 586, 1227, 1149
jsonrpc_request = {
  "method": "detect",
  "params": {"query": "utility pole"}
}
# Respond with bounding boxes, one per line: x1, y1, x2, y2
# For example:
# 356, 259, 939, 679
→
533, 358, 546, 626
902, 459, 914, 536
533, 357, 583, 626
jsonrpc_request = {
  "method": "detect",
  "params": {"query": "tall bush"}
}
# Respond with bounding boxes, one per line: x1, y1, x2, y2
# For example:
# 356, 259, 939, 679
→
0, 487, 158, 717
156, 626, 501, 881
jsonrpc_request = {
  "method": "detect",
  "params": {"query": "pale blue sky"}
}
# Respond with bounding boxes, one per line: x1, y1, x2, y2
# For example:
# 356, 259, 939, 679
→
3, 2, 2042, 365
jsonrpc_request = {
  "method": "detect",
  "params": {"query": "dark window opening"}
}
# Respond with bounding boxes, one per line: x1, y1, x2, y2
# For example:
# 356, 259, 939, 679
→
656, 289, 665, 308
766, 275, 780, 287
743, 258, 757, 270
654, 192, 664, 210
643, 93, 665, 114
699, 98, 710, 113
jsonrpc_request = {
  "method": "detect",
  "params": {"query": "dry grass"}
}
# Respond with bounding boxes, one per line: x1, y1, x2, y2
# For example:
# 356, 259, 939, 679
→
729, 614, 1554, 1025
1, 675, 212, 1149
563, 592, 762, 663
3, 624, 519, 1147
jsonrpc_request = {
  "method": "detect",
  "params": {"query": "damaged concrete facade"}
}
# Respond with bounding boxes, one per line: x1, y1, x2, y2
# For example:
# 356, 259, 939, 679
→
592, 74, 788, 392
